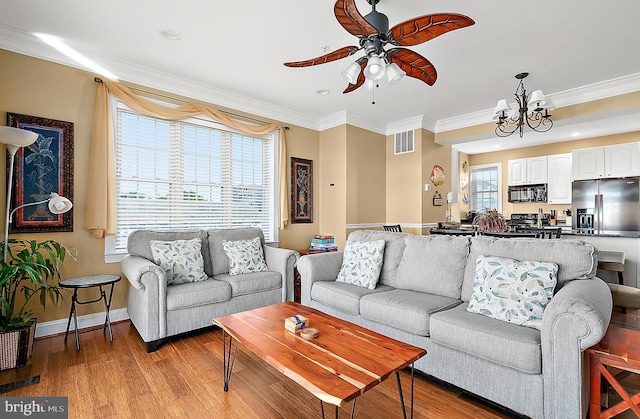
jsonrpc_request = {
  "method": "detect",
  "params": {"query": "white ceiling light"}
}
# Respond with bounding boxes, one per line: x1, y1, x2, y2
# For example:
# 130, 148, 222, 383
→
363, 56, 386, 81
341, 62, 361, 84
386, 63, 405, 85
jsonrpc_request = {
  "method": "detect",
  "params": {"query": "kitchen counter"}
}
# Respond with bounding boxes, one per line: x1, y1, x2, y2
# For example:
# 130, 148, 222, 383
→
561, 229, 640, 239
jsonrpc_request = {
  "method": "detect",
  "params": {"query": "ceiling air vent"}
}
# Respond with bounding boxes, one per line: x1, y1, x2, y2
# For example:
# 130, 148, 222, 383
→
394, 130, 414, 155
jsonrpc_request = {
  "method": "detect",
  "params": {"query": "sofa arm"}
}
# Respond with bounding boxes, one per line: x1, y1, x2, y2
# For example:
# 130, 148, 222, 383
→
121, 254, 169, 342
540, 277, 612, 419
263, 246, 299, 302
296, 251, 344, 306
121, 255, 166, 290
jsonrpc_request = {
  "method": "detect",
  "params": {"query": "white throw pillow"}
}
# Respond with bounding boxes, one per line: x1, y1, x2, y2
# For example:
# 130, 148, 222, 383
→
150, 238, 207, 286
336, 240, 386, 289
467, 255, 558, 329
222, 237, 268, 275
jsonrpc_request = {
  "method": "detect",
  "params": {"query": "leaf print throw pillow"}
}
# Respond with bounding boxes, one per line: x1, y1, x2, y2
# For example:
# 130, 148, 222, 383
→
336, 240, 386, 289
150, 238, 208, 286
222, 237, 269, 275
467, 255, 558, 330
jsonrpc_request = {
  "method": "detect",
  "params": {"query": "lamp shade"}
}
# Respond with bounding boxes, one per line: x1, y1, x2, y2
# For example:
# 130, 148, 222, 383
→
528, 90, 547, 111
386, 62, 405, 85
341, 61, 361, 84
364, 56, 386, 81
492, 99, 511, 120
0, 126, 38, 155
47, 193, 73, 214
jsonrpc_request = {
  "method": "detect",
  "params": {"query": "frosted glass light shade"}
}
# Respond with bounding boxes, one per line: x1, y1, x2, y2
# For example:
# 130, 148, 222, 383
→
341, 61, 361, 84
364, 56, 385, 81
386, 63, 405, 84
0, 126, 38, 155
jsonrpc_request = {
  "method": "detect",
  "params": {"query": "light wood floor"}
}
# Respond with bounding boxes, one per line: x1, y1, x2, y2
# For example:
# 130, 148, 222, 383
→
0, 321, 522, 418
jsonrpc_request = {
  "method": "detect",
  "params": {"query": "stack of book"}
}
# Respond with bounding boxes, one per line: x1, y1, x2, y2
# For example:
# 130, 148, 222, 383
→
309, 235, 337, 252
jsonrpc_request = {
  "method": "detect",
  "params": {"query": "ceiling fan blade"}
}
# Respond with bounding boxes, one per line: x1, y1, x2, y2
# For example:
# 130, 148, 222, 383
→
284, 46, 359, 67
343, 60, 367, 93
387, 48, 437, 86
388, 13, 475, 46
334, 0, 378, 38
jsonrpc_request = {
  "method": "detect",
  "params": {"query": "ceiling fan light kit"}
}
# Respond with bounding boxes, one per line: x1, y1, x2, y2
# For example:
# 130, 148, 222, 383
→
284, 0, 475, 97
494, 72, 554, 138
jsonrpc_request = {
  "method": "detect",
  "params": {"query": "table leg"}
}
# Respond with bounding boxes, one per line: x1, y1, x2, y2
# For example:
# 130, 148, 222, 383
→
222, 330, 238, 392
396, 363, 416, 419
63, 289, 76, 343
101, 283, 116, 342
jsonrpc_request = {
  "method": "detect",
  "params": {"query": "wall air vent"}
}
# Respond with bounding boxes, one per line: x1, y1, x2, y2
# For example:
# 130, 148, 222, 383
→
394, 130, 414, 155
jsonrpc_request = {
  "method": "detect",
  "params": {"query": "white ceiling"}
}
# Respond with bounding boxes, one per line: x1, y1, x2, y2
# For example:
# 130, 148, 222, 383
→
2, 0, 640, 154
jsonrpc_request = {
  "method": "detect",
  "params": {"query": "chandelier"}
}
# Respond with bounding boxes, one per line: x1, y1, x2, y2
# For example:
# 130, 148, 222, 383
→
493, 72, 554, 138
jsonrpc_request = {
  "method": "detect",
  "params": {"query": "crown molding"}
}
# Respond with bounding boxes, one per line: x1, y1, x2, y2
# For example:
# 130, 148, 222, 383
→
318, 110, 387, 135
435, 72, 640, 133
386, 115, 437, 136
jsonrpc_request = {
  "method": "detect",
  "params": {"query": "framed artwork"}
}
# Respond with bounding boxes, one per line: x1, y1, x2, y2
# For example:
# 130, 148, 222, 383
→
291, 157, 312, 223
6, 112, 74, 233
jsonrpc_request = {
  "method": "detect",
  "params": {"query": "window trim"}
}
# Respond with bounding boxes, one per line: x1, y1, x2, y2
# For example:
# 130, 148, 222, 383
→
469, 162, 503, 213
104, 97, 280, 263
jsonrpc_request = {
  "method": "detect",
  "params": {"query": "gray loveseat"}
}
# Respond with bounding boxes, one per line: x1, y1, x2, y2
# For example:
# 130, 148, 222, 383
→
121, 227, 298, 352
297, 229, 612, 419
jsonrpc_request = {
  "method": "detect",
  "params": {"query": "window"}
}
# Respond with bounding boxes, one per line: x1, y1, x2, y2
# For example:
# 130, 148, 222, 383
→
470, 163, 502, 213
106, 102, 278, 260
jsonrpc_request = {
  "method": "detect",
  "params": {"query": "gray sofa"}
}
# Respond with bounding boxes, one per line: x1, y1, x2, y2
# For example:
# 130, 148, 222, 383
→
121, 227, 298, 352
296, 229, 612, 419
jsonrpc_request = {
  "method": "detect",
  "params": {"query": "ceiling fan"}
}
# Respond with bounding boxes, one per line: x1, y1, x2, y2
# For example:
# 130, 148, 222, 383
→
284, 0, 475, 94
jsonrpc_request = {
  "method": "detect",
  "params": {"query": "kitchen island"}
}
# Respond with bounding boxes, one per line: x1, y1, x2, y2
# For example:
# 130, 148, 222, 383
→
562, 230, 640, 288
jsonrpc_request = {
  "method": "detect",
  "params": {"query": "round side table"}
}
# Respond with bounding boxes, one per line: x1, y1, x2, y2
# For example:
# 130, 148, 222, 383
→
59, 274, 121, 351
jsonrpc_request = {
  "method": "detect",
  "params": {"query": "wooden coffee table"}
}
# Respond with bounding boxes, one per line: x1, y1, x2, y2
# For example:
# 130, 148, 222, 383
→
213, 302, 426, 419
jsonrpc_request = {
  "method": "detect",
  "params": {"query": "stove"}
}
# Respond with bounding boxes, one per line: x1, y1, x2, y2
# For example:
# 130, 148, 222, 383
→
509, 213, 550, 226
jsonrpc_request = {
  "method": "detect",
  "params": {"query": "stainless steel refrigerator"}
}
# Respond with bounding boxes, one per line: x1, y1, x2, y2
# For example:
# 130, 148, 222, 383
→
572, 177, 640, 232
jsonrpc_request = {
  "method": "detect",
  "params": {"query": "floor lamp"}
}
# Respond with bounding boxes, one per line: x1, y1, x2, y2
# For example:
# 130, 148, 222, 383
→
1, 126, 73, 262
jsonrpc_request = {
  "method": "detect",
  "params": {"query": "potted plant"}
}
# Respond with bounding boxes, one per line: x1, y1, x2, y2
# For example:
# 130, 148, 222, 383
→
472, 208, 508, 233
0, 238, 73, 370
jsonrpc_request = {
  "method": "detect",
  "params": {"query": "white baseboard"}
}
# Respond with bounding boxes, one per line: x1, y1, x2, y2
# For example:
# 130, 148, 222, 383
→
35, 308, 130, 338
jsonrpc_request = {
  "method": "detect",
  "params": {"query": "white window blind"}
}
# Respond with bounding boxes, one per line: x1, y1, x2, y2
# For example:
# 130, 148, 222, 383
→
113, 105, 276, 254
470, 164, 501, 213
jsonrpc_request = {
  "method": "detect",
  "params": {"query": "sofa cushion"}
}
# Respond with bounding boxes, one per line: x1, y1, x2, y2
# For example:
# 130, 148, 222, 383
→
347, 230, 407, 287
394, 235, 470, 299
461, 237, 597, 302
360, 289, 462, 336
214, 271, 282, 297
311, 281, 394, 315
336, 239, 385, 289
222, 237, 268, 275
150, 238, 208, 285
128, 229, 212, 276
207, 227, 265, 275
166, 279, 231, 311
430, 303, 542, 374
467, 255, 558, 330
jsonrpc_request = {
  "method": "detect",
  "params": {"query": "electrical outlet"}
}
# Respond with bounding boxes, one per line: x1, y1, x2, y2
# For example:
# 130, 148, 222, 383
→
424, 184, 430, 191
502, 211, 507, 216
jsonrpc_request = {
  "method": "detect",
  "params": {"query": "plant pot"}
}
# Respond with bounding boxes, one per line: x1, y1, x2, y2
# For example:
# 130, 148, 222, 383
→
0, 322, 36, 371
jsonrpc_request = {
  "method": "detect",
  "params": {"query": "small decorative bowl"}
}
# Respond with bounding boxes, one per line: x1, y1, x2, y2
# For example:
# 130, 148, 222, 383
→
300, 327, 319, 340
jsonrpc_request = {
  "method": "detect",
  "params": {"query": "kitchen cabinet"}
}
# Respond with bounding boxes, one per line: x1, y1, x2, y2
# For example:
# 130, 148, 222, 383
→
573, 142, 640, 180
547, 153, 572, 204
508, 156, 548, 185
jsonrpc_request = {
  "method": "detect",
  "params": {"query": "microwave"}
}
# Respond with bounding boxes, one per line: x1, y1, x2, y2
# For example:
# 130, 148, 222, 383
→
508, 184, 547, 203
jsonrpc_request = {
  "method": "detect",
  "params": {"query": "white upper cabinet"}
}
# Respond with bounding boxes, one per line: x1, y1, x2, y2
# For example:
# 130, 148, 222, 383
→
527, 156, 548, 184
605, 142, 640, 178
508, 159, 527, 185
547, 153, 572, 204
573, 143, 640, 180
508, 156, 547, 185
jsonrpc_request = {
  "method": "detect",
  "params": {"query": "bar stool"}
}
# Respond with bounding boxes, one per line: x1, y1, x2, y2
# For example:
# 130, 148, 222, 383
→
598, 251, 625, 285
59, 274, 121, 350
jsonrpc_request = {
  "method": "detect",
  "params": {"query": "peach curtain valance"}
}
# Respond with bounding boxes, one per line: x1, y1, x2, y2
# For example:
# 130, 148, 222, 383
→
85, 79, 289, 239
